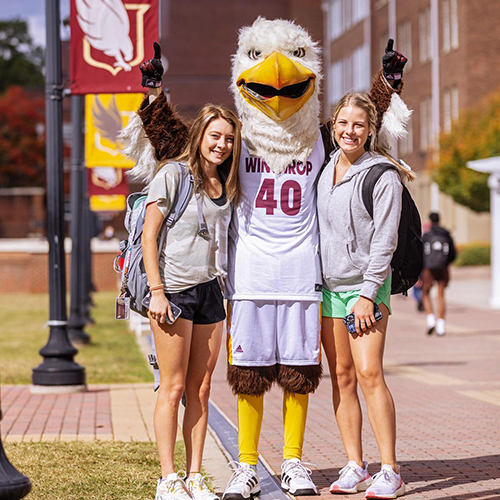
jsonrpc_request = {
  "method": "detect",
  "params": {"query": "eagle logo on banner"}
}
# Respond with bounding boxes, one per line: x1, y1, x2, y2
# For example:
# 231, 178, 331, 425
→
73, 0, 152, 76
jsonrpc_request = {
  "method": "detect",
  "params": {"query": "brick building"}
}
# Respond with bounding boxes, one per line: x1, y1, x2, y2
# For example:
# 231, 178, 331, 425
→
322, 0, 500, 244
158, 0, 323, 118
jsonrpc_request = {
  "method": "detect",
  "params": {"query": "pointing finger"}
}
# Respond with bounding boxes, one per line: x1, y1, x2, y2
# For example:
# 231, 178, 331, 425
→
153, 41, 161, 60
385, 38, 394, 53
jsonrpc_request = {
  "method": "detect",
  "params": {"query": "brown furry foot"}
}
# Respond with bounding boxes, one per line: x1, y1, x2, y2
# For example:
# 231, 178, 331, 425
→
227, 364, 278, 396
277, 364, 323, 394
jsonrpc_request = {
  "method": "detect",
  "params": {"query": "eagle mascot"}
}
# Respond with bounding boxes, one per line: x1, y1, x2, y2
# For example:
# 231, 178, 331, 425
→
121, 17, 409, 499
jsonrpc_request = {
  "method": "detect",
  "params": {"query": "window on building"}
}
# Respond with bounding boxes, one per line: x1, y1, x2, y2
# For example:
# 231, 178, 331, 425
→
353, 0, 370, 25
399, 116, 413, 155
419, 7, 432, 63
397, 20, 412, 72
329, 45, 370, 107
353, 44, 371, 91
443, 86, 459, 133
330, 60, 343, 105
379, 31, 389, 63
443, 89, 451, 132
442, 0, 451, 53
420, 97, 433, 151
451, 86, 459, 121
329, 0, 369, 41
330, 0, 342, 39
442, 0, 458, 52
450, 0, 459, 49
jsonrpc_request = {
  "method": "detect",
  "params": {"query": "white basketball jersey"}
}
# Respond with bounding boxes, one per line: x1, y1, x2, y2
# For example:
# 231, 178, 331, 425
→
225, 132, 325, 300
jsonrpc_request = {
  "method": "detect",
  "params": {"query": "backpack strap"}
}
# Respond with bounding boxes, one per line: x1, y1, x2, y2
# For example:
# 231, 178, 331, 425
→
165, 162, 195, 228
361, 163, 397, 219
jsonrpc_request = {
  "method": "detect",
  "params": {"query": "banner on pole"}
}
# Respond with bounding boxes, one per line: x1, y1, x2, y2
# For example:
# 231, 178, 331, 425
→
85, 93, 144, 168
70, 0, 158, 94
90, 195, 127, 212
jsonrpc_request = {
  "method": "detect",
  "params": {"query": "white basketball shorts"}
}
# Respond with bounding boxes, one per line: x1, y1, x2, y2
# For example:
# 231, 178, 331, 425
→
227, 300, 321, 367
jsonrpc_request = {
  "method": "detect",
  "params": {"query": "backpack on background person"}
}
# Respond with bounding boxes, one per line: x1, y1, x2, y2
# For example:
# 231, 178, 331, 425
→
423, 226, 456, 270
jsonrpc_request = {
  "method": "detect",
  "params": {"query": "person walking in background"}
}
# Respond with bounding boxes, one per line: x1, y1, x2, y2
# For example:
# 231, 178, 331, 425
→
422, 212, 456, 336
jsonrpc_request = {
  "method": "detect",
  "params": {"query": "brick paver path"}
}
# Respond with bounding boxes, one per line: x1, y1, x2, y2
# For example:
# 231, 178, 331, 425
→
210, 294, 500, 500
1, 383, 155, 442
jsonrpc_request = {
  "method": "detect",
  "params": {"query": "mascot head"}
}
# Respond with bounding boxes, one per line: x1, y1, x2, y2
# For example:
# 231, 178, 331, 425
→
231, 17, 322, 173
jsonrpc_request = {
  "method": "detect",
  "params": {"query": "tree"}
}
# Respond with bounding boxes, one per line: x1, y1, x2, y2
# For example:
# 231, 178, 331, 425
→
0, 20, 44, 92
429, 90, 500, 213
0, 86, 46, 187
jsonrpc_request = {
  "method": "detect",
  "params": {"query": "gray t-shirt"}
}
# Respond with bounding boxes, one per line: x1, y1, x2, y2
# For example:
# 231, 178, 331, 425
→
146, 163, 232, 292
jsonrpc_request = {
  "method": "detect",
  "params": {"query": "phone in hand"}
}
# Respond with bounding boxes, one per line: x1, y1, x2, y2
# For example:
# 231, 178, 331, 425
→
343, 302, 383, 335
142, 292, 182, 324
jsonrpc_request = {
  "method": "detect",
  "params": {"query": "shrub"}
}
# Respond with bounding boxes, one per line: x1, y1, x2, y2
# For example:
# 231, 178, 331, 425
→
454, 243, 491, 267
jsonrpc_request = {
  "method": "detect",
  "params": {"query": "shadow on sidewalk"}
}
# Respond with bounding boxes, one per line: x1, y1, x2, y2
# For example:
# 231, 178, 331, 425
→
309, 455, 500, 499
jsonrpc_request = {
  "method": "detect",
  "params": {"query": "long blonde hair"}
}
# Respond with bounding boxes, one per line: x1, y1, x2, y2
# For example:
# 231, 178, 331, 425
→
159, 104, 242, 203
332, 92, 416, 182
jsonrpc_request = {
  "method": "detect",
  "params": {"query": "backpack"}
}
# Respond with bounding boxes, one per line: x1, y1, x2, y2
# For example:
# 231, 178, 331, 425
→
362, 163, 423, 296
423, 230, 452, 269
115, 162, 196, 317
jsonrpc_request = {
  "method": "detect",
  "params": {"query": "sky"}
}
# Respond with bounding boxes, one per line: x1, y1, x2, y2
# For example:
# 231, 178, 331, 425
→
1, 0, 71, 47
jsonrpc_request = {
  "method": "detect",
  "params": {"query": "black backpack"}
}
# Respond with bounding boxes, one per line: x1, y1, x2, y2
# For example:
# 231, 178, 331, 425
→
362, 163, 423, 296
423, 230, 452, 269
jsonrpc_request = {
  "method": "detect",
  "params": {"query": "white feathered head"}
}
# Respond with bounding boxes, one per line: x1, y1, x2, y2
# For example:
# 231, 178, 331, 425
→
231, 17, 322, 173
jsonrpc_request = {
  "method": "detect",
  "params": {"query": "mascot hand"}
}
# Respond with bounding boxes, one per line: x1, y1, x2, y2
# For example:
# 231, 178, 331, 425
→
382, 39, 407, 89
140, 41, 164, 88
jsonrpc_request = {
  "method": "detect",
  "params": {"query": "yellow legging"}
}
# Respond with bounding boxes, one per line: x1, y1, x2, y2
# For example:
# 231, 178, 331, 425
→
238, 392, 309, 465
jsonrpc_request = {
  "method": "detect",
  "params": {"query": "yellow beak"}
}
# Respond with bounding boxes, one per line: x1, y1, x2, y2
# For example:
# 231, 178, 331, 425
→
236, 52, 316, 122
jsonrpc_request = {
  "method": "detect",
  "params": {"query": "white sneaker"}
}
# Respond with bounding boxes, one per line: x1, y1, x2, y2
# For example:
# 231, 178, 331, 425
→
330, 460, 372, 494
365, 465, 405, 499
156, 471, 192, 500
222, 462, 260, 500
186, 473, 219, 500
281, 459, 318, 496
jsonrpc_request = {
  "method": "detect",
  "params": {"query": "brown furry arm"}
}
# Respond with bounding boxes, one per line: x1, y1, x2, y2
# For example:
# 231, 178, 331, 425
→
138, 92, 190, 161
369, 69, 403, 132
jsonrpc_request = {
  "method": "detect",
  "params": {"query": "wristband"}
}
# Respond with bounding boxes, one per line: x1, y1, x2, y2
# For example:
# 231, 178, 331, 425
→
149, 284, 164, 292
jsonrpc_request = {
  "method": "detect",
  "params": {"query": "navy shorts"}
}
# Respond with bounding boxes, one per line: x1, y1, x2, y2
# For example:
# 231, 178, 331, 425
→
166, 279, 226, 324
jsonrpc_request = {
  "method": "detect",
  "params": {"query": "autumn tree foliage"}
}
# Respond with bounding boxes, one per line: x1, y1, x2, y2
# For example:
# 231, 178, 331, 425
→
428, 90, 500, 213
0, 86, 46, 187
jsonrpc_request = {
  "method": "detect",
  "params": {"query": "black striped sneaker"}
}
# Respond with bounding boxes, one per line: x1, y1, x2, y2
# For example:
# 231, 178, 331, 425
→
281, 459, 317, 496
222, 462, 260, 500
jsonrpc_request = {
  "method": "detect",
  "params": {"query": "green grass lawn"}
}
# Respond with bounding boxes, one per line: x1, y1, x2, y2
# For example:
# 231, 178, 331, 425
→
4, 441, 185, 500
0, 291, 152, 385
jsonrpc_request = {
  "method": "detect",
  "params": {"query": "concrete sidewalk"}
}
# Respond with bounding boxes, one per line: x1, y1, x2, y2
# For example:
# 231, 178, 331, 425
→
2, 265, 499, 499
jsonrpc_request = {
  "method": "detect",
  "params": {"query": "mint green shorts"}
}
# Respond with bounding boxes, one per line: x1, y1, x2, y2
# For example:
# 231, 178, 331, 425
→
322, 277, 392, 318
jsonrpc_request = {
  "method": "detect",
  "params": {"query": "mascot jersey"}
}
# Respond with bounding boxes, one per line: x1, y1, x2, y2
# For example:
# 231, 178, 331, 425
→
225, 133, 325, 301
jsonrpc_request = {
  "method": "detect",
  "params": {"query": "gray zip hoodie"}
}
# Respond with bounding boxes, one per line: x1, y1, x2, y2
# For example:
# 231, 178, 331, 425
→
317, 150, 402, 301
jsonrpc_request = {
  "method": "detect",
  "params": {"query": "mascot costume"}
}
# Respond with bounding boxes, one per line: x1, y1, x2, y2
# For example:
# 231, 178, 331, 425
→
122, 17, 409, 499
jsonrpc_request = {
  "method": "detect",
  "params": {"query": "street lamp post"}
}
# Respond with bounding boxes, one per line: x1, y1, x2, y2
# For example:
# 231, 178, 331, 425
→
68, 94, 90, 345
0, 408, 31, 499
32, 0, 86, 390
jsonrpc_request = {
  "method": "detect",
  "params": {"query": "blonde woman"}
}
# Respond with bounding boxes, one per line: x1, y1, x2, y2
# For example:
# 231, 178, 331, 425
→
142, 104, 241, 500
317, 93, 414, 499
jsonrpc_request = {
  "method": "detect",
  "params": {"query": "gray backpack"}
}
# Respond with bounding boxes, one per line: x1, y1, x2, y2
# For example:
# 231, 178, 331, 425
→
117, 162, 202, 316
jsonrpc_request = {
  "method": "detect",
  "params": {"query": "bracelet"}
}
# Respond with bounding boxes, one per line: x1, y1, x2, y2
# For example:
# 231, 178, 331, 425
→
149, 284, 164, 292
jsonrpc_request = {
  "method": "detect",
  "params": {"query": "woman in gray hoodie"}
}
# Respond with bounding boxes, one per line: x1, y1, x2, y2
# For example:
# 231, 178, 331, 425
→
317, 92, 414, 499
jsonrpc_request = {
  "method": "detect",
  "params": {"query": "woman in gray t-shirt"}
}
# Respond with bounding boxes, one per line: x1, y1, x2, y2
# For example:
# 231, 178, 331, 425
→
142, 103, 241, 500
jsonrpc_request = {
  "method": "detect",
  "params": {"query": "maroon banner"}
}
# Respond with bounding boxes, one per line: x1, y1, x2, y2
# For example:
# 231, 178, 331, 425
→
70, 0, 158, 94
